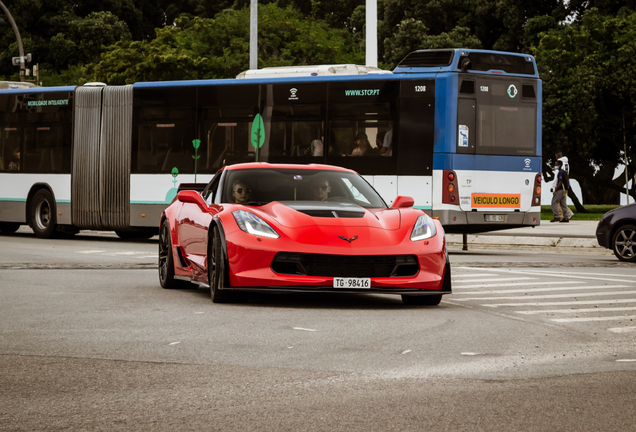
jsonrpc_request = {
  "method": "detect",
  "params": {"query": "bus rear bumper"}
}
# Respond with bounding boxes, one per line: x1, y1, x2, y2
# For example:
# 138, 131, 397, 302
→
431, 209, 541, 234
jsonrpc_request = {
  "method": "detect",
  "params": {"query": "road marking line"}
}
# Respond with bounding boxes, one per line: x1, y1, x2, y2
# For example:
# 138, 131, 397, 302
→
452, 273, 498, 279
110, 251, 144, 255
456, 284, 623, 295
293, 327, 317, 332
455, 289, 634, 302
552, 315, 636, 323
616, 359, 636, 361
608, 327, 636, 333
457, 266, 636, 284
76, 250, 105, 254
453, 280, 576, 289
516, 306, 636, 315
453, 277, 535, 285
402, 350, 412, 355
484, 298, 636, 308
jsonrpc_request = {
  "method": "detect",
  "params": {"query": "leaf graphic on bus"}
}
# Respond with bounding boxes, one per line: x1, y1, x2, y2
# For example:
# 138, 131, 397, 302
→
171, 167, 179, 178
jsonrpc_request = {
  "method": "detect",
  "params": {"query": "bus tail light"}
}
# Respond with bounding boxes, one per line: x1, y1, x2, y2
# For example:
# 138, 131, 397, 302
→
531, 173, 542, 206
442, 170, 459, 205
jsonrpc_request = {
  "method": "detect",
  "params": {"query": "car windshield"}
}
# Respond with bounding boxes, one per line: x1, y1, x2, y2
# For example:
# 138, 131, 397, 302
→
222, 168, 387, 209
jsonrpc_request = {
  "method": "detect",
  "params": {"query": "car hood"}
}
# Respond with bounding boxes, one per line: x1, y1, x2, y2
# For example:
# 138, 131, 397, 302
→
252, 201, 404, 230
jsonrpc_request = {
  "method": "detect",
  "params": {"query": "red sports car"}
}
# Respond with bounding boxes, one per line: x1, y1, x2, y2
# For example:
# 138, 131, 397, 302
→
158, 163, 451, 305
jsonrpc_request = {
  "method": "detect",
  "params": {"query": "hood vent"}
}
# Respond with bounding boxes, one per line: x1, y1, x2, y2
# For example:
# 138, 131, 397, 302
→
285, 201, 367, 218
297, 209, 365, 218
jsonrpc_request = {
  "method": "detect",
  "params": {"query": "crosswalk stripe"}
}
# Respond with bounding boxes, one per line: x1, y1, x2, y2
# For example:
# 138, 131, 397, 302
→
452, 280, 577, 289
516, 306, 636, 315
483, 298, 636, 308
457, 267, 636, 284
451, 273, 497, 279
454, 284, 623, 295
452, 277, 535, 285
552, 315, 636, 323
455, 289, 634, 302
608, 327, 636, 333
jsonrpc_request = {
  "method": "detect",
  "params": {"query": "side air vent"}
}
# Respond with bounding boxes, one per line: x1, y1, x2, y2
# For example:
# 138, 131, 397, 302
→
459, 80, 475, 94
397, 50, 454, 68
522, 85, 536, 99
296, 210, 365, 218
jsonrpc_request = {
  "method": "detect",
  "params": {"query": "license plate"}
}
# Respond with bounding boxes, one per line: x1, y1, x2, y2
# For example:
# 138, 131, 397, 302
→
485, 214, 505, 222
333, 278, 371, 289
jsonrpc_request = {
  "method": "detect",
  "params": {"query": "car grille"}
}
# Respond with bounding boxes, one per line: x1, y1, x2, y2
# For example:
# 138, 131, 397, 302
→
271, 253, 419, 277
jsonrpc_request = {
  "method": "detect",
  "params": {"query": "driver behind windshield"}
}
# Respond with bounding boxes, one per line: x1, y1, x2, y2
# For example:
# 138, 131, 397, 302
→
311, 176, 331, 201
232, 179, 252, 204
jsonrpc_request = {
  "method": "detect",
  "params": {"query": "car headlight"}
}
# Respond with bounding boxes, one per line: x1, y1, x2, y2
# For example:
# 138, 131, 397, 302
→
410, 214, 437, 241
232, 210, 280, 239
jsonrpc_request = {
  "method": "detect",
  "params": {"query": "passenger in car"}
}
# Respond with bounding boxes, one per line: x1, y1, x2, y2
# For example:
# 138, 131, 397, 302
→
232, 180, 252, 204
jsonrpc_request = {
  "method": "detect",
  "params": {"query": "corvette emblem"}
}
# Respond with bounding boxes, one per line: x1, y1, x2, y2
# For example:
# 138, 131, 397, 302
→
338, 235, 358, 243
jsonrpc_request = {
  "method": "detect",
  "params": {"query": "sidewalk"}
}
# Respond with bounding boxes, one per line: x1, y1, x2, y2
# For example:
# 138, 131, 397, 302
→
445, 220, 601, 249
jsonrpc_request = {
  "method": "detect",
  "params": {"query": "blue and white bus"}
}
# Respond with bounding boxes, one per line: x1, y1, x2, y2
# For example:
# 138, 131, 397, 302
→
0, 49, 542, 238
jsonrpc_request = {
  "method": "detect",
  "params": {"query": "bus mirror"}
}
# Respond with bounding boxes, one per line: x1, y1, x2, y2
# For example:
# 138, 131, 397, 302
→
177, 190, 207, 210
391, 196, 415, 209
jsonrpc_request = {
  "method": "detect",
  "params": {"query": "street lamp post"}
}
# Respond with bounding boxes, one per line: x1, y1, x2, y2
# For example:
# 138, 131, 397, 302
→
0, 0, 28, 81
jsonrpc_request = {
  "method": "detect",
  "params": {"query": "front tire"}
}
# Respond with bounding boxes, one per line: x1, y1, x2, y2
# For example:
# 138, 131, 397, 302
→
158, 220, 191, 289
209, 226, 233, 303
30, 189, 57, 238
116, 229, 157, 240
612, 224, 636, 262
402, 294, 442, 306
0, 222, 20, 233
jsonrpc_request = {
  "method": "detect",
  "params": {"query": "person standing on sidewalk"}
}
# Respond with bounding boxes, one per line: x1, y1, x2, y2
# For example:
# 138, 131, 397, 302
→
555, 150, 575, 219
551, 160, 570, 222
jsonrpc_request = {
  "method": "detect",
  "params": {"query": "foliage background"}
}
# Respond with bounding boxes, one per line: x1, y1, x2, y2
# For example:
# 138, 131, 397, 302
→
0, 0, 634, 204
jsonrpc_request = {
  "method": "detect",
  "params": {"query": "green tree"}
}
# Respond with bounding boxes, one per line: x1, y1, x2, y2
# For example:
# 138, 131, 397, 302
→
534, 8, 636, 203
94, 3, 363, 84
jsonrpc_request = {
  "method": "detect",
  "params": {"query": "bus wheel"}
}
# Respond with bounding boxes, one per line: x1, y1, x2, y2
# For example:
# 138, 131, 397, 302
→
30, 189, 57, 239
0, 222, 20, 233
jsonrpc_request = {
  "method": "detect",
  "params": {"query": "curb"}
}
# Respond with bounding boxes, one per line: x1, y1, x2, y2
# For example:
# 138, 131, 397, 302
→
446, 234, 601, 249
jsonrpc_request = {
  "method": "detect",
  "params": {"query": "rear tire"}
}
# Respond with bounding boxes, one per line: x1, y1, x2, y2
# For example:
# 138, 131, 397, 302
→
158, 220, 191, 289
30, 189, 57, 239
612, 224, 636, 263
209, 226, 233, 303
0, 222, 20, 233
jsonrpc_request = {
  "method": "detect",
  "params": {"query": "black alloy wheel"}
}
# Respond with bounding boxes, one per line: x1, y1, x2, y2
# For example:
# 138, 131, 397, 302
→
30, 189, 57, 238
612, 224, 636, 263
209, 226, 233, 303
158, 220, 190, 288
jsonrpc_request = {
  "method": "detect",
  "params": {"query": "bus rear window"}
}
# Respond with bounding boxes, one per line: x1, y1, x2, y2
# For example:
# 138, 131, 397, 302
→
477, 104, 536, 155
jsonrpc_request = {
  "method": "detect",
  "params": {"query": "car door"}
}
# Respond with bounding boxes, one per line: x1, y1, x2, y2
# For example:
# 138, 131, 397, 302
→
177, 174, 222, 277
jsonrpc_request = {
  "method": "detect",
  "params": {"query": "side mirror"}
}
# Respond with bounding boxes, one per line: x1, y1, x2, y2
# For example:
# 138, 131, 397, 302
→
177, 190, 207, 210
391, 196, 415, 209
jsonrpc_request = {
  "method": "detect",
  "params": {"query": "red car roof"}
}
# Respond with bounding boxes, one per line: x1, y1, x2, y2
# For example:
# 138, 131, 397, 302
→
224, 162, 356, 173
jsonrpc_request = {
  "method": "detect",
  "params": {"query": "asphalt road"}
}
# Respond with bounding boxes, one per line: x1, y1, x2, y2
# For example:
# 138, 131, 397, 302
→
1, 229, 636, 431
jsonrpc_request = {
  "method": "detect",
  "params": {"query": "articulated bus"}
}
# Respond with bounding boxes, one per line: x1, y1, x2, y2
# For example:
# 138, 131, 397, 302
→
0, 49, 542, 239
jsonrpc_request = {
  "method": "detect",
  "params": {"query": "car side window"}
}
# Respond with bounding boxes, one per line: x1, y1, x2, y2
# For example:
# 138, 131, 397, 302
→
202, 172, 221, 205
